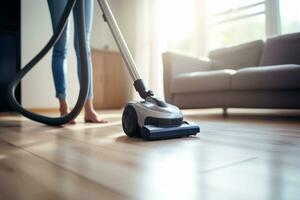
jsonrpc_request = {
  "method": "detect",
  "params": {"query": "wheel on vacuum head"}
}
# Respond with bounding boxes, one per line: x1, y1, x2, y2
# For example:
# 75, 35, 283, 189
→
122, 105, 140, 137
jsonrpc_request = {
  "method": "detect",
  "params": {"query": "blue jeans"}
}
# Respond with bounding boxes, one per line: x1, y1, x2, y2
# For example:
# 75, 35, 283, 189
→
47, 0, 94, 100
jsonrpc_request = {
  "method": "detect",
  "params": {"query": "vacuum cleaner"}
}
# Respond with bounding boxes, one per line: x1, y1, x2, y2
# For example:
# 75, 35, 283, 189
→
7, 0, 200, 140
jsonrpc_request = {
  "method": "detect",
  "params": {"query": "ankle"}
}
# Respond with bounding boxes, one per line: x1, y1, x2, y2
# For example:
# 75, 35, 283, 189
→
59, 99, 69, 112
84, 99, 95, 112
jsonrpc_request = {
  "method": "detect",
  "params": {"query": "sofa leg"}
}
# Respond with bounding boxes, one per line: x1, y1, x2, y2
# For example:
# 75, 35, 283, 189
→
223, 108, 228, 117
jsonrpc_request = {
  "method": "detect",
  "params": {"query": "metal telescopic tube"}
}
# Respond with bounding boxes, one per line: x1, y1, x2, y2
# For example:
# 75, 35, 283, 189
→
97, 0, 141, 81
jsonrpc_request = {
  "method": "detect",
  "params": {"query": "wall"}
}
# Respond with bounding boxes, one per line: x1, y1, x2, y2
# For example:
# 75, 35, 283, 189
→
21, 0, 131, 109
115, 0, 139, 101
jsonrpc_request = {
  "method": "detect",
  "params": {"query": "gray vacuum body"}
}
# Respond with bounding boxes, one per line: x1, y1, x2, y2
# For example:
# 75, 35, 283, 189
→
122, 97, 200, 140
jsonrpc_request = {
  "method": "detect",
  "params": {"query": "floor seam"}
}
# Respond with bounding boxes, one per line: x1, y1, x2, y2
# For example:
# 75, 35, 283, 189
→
199, 157, 258, 174
0, 137, 129, 199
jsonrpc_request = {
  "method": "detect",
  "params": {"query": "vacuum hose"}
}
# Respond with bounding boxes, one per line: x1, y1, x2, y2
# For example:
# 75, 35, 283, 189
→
7, 0, 89, 126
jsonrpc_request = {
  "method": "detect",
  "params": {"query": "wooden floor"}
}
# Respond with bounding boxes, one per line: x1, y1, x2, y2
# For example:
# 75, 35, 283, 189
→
0, 109, 300, 200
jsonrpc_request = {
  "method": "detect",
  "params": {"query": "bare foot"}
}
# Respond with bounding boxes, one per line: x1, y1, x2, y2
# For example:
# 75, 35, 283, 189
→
84, 110, 108, 123
59, 99, 76, 124
84, 99, 108, 123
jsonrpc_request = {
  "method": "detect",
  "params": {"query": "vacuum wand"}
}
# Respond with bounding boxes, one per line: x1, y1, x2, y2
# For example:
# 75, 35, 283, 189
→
97, 0, 153, 99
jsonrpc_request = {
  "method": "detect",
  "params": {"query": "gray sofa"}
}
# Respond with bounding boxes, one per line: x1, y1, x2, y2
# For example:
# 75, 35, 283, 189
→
163, 32, 300, 112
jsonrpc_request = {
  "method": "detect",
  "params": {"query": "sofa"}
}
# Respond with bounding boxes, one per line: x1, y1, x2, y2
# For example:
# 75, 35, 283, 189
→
162, 32, 300, 112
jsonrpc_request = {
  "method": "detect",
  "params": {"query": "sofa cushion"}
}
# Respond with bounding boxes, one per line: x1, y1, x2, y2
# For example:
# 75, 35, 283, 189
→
209, 40, 264, 70
232, 64, 300, 90
259, 32, 300, 66
171, 69, 236, 93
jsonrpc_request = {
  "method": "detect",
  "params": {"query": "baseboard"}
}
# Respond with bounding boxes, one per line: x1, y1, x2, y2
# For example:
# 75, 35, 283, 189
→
28, 108, 59, 113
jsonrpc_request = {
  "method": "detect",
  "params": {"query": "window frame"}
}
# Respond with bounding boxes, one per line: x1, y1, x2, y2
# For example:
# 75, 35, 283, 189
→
203, 0, 282, 52
207, 1, 266, 26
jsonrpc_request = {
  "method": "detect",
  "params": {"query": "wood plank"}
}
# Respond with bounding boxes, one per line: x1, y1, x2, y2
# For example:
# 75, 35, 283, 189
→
0, 140, 125, 200
5, 133, 300, 200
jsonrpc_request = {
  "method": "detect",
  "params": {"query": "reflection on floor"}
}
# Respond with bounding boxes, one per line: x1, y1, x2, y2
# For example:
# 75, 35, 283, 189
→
0, 109, 300, 200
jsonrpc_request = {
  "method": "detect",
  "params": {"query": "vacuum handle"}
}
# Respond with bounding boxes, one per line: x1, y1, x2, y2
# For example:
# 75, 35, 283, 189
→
97, 0, 153, 99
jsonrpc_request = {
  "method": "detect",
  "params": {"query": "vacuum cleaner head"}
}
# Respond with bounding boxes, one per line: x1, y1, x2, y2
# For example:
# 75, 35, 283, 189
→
122, 97, 200, 140
141, 122, 200, 140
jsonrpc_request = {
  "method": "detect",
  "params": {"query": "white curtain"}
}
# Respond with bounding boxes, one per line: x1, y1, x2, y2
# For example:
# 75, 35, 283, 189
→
134, 0, 165, 99
133, 0, 206, 100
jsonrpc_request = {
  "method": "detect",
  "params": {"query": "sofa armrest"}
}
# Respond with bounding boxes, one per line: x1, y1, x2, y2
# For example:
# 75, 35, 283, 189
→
162, 51, 211, 103
163, 51, 211, 76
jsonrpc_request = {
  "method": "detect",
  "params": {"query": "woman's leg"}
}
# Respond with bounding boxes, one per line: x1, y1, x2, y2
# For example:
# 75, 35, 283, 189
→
47, 0, 74, 122
73, 0, 107, 123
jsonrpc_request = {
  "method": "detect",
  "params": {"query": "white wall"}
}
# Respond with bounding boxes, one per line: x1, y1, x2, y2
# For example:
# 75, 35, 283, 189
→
21, 0, 125, 109
91, 0, 118, 51
114, 0, 139, 101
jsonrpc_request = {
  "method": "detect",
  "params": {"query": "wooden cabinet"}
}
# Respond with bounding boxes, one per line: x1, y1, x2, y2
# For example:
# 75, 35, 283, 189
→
92, 49, 126, 109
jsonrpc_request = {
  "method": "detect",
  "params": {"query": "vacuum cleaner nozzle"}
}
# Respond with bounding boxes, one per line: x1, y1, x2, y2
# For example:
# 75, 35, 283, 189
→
141, 122, 200, 140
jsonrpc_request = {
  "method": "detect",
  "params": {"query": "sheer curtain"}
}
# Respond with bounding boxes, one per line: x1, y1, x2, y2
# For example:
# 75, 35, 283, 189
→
133, 0, 205, 100
134, 0, 164, 99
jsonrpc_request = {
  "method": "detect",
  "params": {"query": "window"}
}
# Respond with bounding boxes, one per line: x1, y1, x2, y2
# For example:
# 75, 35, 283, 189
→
205, 0, 266, 51
280, 0, 300, 34
158, 0, 199, 55
158, 0, 299, 56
